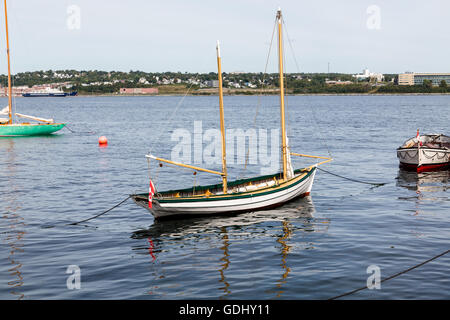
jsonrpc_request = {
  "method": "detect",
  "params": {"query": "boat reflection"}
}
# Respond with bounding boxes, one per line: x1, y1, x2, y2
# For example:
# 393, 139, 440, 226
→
0, 140, 25, 299
397, 169, 449, 195
218, 226, 230, 297
132, 196, 317, 240
274, 220, 292, 297
396, 168, 449, 215
132, 196, 327, 298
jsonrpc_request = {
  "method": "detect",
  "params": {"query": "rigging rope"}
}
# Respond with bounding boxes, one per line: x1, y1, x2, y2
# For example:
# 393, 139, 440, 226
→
147, 72, 205, 157
282, 20, 333, 159
282, 20, 389, 187
329, 249, 450, 300
239, 16, 278, 180
146, 70, 209, 191
147, 159, 200, 196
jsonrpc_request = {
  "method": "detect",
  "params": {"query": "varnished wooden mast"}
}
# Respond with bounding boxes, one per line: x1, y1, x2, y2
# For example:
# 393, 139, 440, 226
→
277, 8, 288, 181
4, 0, 12, 124
216, 41, 228, 193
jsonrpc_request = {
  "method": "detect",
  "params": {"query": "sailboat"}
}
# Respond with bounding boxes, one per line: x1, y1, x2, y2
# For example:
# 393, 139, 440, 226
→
132, 9, 332, 219
0, 0, 65, 136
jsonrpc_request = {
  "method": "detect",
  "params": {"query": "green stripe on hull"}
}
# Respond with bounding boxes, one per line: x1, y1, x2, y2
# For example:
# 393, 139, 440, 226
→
135, 167, 316, 203
0, 123, 66, 136
157, 168, 315, 203
152, 168, 307, 196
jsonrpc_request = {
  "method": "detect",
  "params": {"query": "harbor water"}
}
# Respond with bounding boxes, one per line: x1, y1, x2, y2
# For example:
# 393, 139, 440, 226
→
0, 95, 448, 299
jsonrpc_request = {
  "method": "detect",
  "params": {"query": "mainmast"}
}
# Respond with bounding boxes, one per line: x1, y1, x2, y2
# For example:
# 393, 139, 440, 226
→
4, 0, 13, 124
216, 41, 228, 193
277, 8, 288, 181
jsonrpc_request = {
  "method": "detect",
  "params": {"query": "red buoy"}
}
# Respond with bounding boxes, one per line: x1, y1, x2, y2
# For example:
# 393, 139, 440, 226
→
98, 136, 108, 146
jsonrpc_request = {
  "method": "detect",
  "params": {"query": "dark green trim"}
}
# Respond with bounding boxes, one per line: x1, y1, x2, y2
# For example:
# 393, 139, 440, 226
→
137, 167, 315, 203
157, 168, 307, 195
160, 171, 285, 195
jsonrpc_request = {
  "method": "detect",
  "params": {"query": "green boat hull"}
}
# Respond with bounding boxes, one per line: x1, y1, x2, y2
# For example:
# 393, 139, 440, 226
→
0, 123, 66, 136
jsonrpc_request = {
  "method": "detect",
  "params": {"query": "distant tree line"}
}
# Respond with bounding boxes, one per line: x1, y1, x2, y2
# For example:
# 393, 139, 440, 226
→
0, 69, 447, 94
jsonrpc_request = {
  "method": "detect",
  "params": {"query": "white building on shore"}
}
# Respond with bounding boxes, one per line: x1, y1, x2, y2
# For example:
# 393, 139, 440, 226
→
353, 69, 384, 82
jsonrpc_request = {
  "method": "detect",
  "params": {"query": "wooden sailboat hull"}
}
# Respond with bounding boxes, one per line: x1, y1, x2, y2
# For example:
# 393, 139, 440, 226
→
133, 167, 316, 219
0, 123, 66, 136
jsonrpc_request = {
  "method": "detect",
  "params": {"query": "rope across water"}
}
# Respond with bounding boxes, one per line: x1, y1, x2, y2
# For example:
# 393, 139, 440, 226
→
64, 124, 96, 134
67, 195, 131, 225
329, 249, 450, 299
317, 167, 388, 186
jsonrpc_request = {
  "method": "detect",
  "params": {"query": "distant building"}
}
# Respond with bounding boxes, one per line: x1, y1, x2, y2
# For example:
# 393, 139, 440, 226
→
227, 82, 241, 88
353, 69, 384, 82
398, 72, 414, 85
2, 86, 29, 96
325, 80, 353, 85
398, 72, 450, 86
138, 77, 149, 84
120, 88, 158, 94
206, 80, 219, 87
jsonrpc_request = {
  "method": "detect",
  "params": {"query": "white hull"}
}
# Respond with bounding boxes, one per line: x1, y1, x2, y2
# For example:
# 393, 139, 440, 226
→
397, 148, 450, 166
134, 169, 316, 219
397, 134, 450, 171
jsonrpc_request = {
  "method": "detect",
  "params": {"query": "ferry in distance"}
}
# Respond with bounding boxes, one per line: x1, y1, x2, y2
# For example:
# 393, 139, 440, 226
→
22, 87, 77, 97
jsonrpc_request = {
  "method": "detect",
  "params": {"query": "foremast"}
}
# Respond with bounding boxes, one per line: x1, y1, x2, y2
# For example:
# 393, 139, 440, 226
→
145, 41, 229, 194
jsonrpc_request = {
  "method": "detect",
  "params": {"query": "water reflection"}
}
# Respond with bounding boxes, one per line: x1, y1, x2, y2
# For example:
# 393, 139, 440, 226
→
274, 220, 292, 298
269, 197, 319, 298
131, 196, 324, 298
0, 140, 25, 299
133, 196, 317, 238
218, 227, 230, 297
397, 169, 449, 196
396, 169, 449, 215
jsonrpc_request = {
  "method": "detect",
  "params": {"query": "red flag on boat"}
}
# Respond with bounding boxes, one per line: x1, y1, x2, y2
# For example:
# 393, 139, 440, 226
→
148, 179, 156, 208
416, 129, 423, 146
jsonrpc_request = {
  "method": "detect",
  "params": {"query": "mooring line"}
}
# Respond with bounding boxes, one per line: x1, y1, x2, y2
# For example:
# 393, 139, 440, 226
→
317, 167, 387, 186
68, 195, 131, 225
329, 249, 450, 300
64, 124, 96, 135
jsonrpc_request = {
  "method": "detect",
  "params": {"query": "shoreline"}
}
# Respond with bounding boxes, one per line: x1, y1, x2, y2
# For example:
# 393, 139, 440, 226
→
69, 92, 450, 97
4, 92, 450, 98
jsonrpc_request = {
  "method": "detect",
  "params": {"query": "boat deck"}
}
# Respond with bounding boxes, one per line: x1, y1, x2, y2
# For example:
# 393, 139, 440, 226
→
134, 167, 312, 202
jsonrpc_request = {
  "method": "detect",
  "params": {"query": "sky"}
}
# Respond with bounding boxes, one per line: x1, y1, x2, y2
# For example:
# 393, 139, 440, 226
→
0, 0, 449, 74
